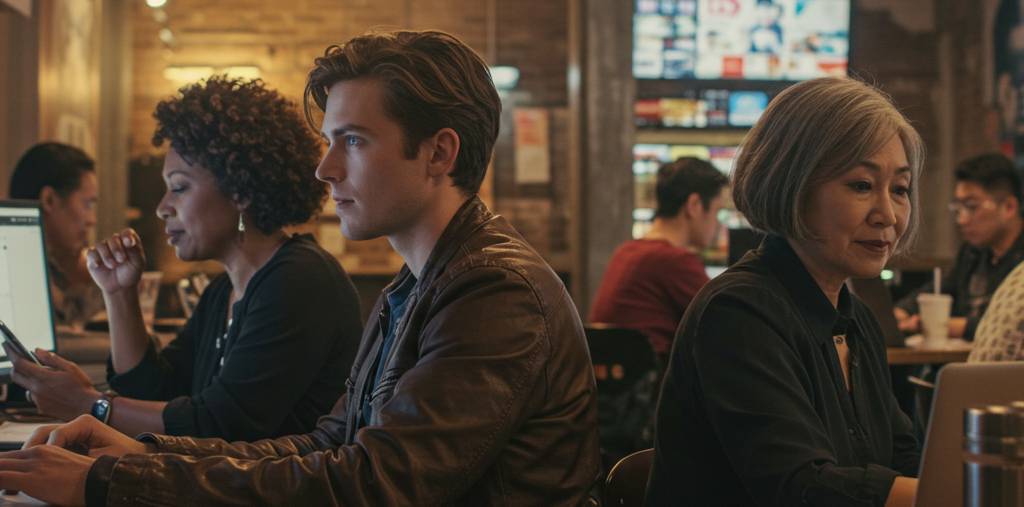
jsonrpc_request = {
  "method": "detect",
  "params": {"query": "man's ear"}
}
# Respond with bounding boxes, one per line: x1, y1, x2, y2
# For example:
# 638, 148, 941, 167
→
683, 192, 704, 219
39, 186, 60, 214
425, 127, 460, 179
1004, 195, 1021, 219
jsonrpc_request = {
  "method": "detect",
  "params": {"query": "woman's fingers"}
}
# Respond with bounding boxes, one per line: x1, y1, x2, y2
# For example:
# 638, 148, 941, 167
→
92, 240, 116, 269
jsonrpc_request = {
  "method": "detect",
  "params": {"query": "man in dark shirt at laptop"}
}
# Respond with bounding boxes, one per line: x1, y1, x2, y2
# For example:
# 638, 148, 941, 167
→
895, 153, 1024, 340
590, 157, 728, 361
0, 30, 600, 507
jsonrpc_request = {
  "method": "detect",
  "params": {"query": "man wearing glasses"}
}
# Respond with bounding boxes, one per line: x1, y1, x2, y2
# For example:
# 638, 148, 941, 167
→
895, 153, 1024, 339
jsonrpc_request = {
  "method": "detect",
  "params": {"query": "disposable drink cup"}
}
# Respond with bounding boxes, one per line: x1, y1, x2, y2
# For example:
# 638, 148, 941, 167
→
917, 293, 952, 346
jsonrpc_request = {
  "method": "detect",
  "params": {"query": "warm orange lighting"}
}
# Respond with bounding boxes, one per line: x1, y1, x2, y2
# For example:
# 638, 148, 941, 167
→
162, 66, 261, 84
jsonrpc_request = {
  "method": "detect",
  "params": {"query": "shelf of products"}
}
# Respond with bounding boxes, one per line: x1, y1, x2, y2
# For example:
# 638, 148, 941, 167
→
630, 0, 851, 266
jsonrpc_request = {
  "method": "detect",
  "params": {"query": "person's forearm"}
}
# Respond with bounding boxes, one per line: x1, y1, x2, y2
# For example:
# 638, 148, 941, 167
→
948, 317, 968, 339
107, 397, 166, 437
884, 477, 917, 507
103, 290, 151, 373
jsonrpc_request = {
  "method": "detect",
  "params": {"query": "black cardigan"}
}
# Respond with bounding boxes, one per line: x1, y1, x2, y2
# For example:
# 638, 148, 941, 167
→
646, 235, 919, 507
107, 234, 362, 441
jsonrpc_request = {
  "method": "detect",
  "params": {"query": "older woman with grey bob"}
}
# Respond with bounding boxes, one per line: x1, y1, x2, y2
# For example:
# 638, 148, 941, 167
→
645, 77, 924, 507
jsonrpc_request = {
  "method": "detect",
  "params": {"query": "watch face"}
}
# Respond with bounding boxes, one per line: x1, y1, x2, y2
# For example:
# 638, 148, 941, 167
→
92, 398, 111, 422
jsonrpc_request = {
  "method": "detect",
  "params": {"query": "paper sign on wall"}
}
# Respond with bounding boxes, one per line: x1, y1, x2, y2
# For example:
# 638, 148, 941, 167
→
514, 108, 550, 184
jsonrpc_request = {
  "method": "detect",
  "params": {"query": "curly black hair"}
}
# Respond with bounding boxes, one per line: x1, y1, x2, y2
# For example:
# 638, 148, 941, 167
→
152, 76, 325, 234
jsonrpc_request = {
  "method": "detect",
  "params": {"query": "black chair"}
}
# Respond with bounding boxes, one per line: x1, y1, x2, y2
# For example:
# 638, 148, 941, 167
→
604, 448, 655, 507
584, 325, 660, 472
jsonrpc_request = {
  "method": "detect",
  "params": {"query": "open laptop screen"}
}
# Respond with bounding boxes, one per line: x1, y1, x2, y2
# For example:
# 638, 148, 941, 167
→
0, 201, 57, 374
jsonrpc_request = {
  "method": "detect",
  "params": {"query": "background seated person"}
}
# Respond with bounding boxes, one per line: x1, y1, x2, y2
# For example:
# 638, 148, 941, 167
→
968, 260, 1024, 361
9, 142, 102, 330
894, 153, 1024, 339
3, 76, 362, 442
646, 77, 922, 507
0, 30, 599, 507
589, 156, 728, 362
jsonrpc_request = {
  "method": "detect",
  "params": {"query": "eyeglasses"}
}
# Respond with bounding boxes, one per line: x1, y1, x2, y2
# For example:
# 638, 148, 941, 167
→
947, 199, 997, 218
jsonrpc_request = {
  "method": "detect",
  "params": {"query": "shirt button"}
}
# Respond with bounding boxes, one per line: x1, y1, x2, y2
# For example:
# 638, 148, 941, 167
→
848, 428, 856, 435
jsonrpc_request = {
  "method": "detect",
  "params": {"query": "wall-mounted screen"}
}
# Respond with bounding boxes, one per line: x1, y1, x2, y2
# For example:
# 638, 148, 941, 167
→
727, 90, 770, 126
634, 0, 850, 81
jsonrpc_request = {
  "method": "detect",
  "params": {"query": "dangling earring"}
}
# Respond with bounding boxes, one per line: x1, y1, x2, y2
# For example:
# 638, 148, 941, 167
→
237, 214, 246, 233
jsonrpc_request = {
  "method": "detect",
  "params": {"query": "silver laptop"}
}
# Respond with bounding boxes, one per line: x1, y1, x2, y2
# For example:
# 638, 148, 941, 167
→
914, 362, 1024, 506
0, 200, 58, 376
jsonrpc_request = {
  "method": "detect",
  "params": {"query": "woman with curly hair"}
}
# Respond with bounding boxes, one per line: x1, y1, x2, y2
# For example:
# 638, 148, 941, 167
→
4, 76, 362, 442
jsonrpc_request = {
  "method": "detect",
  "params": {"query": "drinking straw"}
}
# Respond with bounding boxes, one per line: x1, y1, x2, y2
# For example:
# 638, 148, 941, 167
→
933, 267, 941, 294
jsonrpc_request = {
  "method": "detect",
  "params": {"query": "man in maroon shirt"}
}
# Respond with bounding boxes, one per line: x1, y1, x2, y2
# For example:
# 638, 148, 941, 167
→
590, 157, 729, 360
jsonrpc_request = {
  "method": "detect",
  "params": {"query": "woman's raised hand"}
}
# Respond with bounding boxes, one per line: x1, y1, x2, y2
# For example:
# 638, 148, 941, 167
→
86, 228, 146, 294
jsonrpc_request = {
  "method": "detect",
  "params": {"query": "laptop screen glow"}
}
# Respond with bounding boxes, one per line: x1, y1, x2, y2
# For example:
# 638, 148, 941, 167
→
0, 202, 57, 373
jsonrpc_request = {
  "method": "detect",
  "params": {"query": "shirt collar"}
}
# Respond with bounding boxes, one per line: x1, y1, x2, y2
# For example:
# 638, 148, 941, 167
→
385, 270, 417, 309
758, 235, 857, 343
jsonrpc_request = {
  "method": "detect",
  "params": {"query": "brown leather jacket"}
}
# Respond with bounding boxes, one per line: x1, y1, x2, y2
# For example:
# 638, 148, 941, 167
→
95, 197, 600, 506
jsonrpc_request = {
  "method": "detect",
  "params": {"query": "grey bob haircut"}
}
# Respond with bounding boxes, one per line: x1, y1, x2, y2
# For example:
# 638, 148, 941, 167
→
732, 76, 925, 256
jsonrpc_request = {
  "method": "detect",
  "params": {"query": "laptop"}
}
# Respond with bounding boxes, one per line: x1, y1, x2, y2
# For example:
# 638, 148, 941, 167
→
847, 277, 906, 348
0, 201, 58, 377
914, 362, 1024, 506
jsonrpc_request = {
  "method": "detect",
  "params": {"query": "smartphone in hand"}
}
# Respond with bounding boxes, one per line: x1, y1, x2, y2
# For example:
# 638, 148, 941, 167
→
0, 319, 42, 366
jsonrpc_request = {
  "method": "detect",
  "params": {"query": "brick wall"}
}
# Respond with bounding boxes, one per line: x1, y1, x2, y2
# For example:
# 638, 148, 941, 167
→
852, 1, 998, 263
128, 0, 570, 287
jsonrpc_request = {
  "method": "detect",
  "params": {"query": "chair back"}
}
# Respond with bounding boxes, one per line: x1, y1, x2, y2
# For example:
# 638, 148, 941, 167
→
584, 325, 658, 396
604, 448, 655, 507
585, 325, 660, 471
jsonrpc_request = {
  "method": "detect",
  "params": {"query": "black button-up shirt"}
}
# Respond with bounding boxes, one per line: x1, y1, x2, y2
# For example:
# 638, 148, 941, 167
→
646, 235, 919, 507
895, 231, 1024, 339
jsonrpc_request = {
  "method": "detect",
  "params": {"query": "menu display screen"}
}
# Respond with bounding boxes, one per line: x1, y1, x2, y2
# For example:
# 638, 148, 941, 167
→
634, 0, 850, 81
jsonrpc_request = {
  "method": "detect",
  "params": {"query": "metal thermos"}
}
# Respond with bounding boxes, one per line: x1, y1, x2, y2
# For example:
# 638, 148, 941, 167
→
963, 402, 1024, 507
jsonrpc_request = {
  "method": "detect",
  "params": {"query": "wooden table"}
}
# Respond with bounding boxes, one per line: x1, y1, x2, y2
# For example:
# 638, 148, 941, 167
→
887, 338, 972, 365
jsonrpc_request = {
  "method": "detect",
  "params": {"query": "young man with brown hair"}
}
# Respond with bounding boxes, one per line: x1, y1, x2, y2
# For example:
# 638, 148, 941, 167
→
590, 156, 728, 361
0, 30, 600, 507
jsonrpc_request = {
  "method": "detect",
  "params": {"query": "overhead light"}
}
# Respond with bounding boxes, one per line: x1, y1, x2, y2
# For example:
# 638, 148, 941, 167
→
158, 27, 174, 44
146, 0, 167, 8
489, 66, 520, 90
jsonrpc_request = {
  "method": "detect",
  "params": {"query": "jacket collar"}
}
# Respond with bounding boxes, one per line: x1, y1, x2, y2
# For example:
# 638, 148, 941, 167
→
393, 196, 493, 292
757, 235, 856, 343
